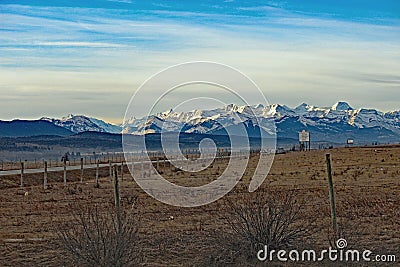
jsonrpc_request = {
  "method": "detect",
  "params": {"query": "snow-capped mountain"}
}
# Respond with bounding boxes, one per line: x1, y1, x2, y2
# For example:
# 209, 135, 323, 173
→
37, 102, 399, 144
41, 114, 122, 134
87, 117, 122, 134
121, 102, 400, 144
332, 101, 353, 111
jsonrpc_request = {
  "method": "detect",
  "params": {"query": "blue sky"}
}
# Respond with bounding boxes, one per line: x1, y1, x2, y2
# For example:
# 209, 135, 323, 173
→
0, 0, 399, 122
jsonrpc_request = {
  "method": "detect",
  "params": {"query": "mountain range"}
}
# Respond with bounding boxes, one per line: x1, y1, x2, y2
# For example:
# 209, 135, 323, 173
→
41, 114, 121, 134
0, 102, 399, 145
121, 101, 399, 144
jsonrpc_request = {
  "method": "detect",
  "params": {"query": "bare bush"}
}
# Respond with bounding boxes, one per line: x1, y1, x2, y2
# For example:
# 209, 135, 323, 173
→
56, 204, 141, 267
209, 189, 316, 265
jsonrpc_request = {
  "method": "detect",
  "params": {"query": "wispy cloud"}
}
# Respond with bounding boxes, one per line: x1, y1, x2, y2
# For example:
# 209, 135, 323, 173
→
237, 5, 283, 12
0, 2, 399, 121
106, 0, 132, 3
36, 41, 126, 48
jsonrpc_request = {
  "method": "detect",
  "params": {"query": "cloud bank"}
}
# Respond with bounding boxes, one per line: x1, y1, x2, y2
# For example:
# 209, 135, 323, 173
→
0, 1, 399, 122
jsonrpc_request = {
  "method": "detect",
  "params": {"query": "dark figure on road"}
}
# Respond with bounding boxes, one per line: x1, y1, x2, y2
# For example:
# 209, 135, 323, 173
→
61, 153, 70, 163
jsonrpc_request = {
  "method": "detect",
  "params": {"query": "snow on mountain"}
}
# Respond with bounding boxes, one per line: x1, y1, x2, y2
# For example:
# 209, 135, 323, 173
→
121, 102, 400, 143
88, 117, 122, 134
350, 109, 399, 132
294, 103, 312, 114
384, 110, 400, 121
332, 101, 353, 111
122, 104, 265, 136
41, 102, 399, 144
42, 114, 122, 134
263, 104, 296, 118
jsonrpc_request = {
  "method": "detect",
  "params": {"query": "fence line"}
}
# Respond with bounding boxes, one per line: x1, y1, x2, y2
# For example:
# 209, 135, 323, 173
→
2, 150, 399, 191
0, 148, 264, 171
0, 151, 264, 190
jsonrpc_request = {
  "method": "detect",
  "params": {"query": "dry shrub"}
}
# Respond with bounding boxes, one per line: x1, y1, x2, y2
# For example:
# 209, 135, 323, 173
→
56, 204, 141, 267
207, 189, 317, 265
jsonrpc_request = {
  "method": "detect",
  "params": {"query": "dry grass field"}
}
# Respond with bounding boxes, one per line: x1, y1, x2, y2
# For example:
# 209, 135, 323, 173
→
0, 146, 399, 266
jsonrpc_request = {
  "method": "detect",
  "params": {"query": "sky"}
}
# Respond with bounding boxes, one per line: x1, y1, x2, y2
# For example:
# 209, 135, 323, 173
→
0, 0, 399, 124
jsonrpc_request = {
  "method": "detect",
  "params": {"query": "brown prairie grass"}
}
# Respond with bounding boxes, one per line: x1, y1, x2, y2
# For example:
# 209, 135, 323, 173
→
0, 145, 399, 266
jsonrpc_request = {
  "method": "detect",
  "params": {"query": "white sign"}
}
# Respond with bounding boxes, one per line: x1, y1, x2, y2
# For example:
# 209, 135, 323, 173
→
347, 139, 354, 144
299, 130, 310, 142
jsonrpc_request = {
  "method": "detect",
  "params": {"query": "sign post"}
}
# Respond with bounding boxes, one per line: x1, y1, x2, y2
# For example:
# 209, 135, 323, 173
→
299, 130, 311, 151
346, 139, 354, 146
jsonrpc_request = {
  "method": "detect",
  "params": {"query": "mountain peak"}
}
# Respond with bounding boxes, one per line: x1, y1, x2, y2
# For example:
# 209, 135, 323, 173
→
294, 102, 310, 111
42, 114, 121, 134
161, 109, 173, 116
332, 101, 353, 111
297, 102, 309, 107
63, 114, 75, 120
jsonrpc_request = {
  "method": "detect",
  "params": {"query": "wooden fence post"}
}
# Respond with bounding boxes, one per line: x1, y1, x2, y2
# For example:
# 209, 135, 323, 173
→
63, 161, 67, 186
95, 160, 99, 187
113, 165, 121, 212
326, 154, 338, 240
109, 160, 112, 182
121, 162, 124, 181
132, 156, 135, 179
44, 161, 48, 189
172, 159, 175, 178
141, 159, 144, 178
20, 162, 24, 190
80, 158, 84, 183
163, 158, 166, 174
149, 162, 152, 177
